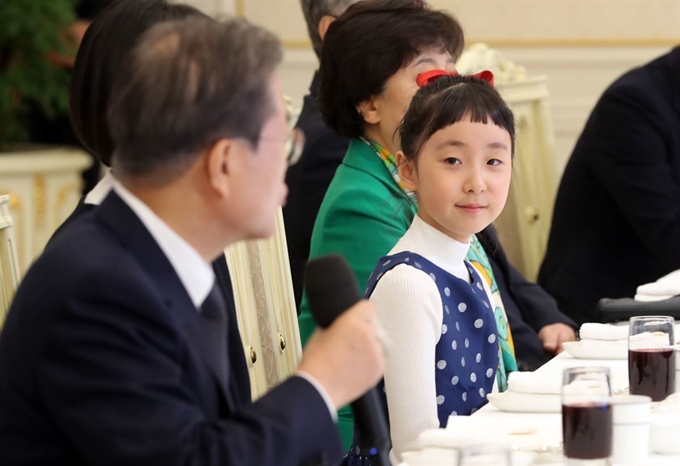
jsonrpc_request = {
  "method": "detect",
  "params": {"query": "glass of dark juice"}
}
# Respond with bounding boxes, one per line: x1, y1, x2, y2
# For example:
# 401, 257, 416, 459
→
562, 367, 612, 465
628, 315, 676, 402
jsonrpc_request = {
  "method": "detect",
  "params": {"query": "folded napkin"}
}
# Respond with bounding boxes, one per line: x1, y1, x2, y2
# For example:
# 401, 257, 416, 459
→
507, 371, 561, 395
635, 269, 680, 301
579, 323, 628, 341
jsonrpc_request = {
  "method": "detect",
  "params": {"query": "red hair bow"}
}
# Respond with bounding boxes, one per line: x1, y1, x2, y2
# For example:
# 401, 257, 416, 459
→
415, 69, 495, 88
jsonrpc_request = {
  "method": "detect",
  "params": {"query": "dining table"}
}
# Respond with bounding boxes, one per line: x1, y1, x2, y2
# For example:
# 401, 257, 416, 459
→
399, 349, 680, 465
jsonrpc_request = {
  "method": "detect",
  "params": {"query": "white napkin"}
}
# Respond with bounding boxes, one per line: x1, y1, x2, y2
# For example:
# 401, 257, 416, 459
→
635, 269, 680, 301
506, 371, 561, 395
579, 323, 628, 341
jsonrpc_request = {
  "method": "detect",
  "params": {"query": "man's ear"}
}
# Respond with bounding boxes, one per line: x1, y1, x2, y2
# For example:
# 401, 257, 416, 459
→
206, 139, 237, 198
356, 96, 381, 125
396, 151, 417, 192
318, 15, 336, 42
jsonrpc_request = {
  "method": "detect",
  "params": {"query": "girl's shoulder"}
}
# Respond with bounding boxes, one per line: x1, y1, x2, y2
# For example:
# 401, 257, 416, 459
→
366, 251, 485, 300
365, 251, 457, 296
370, 251, 460, 280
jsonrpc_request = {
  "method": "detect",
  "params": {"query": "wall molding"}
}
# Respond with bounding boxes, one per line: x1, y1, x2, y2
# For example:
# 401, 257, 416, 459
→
278, 38, 678, 50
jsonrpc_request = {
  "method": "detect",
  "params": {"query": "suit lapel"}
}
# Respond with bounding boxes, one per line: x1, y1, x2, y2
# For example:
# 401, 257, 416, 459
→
95, 192, 236, 411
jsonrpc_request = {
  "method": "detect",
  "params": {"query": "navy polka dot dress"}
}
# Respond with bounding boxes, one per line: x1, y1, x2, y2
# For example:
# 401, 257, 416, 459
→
344, 251, 500, 465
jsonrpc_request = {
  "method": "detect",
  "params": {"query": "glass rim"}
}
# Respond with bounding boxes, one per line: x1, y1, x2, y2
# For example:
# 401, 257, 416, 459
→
629, 315, 675, 322
563, 366, 611, 375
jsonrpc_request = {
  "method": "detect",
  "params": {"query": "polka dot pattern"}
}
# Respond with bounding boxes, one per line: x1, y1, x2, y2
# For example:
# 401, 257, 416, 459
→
361, 252, 499, 427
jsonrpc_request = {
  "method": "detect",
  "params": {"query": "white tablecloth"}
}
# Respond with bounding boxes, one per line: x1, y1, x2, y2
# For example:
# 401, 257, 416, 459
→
401, 352, 680, 465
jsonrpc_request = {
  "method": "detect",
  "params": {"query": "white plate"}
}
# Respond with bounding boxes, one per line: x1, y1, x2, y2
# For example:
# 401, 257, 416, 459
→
486, 391, 561, 413
562, 340, 627, 360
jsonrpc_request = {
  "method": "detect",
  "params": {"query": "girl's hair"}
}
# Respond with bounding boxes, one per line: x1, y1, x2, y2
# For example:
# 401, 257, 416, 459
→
399, 74, 515, 162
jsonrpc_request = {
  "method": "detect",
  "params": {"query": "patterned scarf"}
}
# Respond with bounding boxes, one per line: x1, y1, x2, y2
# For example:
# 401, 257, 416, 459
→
363, 138, 517, 391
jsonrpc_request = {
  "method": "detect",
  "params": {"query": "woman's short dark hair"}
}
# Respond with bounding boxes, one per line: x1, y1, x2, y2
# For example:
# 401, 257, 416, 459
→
318, 0, 465, 140
399, 75, 515, 161
70, 0, 207, 166
108, 17, 282, 184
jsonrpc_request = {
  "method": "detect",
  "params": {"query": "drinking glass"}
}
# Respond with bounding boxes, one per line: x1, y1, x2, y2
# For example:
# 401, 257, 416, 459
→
562, 367, 612, 465
628, 316, 676, 402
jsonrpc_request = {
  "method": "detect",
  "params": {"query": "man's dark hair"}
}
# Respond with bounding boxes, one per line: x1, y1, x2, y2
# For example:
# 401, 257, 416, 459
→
70, 0, 208, 167
318, 0, 465, 140
299, 0, 359, 58
107, 17, 282, 184
399, 74, 516, 161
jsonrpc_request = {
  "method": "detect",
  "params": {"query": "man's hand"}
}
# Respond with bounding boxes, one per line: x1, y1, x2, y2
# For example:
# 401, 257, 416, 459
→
298, 300, 384, 409
538, 323, 577, 354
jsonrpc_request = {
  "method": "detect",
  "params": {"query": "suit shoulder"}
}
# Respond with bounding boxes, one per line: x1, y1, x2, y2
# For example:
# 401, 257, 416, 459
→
24, 215, 149, 302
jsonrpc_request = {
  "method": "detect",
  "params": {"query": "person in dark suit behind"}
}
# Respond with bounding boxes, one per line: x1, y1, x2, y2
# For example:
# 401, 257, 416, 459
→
0, 16, 383, 466
290, 0, 575, 370
539, 47, 680, 326
284, 0, 360, 310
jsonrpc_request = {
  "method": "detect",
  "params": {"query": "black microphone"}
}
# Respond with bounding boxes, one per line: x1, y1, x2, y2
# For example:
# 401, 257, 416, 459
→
305, 254, 391, 466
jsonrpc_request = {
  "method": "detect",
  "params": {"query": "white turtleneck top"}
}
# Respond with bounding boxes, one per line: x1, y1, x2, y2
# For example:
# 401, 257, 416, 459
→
370, 215, 496, 461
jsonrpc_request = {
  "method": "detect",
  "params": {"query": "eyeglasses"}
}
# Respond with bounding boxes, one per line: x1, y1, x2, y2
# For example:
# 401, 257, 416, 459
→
260, 127, 305, 166
284, 127, 305, 166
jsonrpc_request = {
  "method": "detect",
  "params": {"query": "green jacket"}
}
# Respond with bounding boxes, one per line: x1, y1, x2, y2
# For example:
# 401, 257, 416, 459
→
298, 138, 416, 449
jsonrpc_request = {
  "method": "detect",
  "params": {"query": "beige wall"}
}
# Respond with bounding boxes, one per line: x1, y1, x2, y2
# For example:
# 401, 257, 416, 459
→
431, 0, 680, 42
236, 0, 680, 44
177, 0, 236, 16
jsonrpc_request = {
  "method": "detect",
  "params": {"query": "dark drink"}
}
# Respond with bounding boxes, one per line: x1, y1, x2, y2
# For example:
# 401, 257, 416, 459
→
628, 348, 676, 402
562, 402, 613, 460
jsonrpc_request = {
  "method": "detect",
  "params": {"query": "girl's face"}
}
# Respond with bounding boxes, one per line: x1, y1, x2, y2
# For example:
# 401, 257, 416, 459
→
357, 47, 455, 154
398, 117, 513, 243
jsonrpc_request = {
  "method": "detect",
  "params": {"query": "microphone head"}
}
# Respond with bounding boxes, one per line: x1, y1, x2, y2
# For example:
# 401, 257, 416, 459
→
304, 253, 362, 329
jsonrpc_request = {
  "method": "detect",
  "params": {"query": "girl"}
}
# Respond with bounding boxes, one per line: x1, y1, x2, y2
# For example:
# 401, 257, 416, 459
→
356, 72, 516, 463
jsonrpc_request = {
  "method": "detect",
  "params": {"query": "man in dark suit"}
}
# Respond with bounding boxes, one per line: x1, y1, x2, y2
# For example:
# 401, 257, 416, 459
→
0, 17, 383, 466
49, 1, 243, 324
48, 0, 248, 403
287, 0, 575, 368
539, 47, 680, 326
